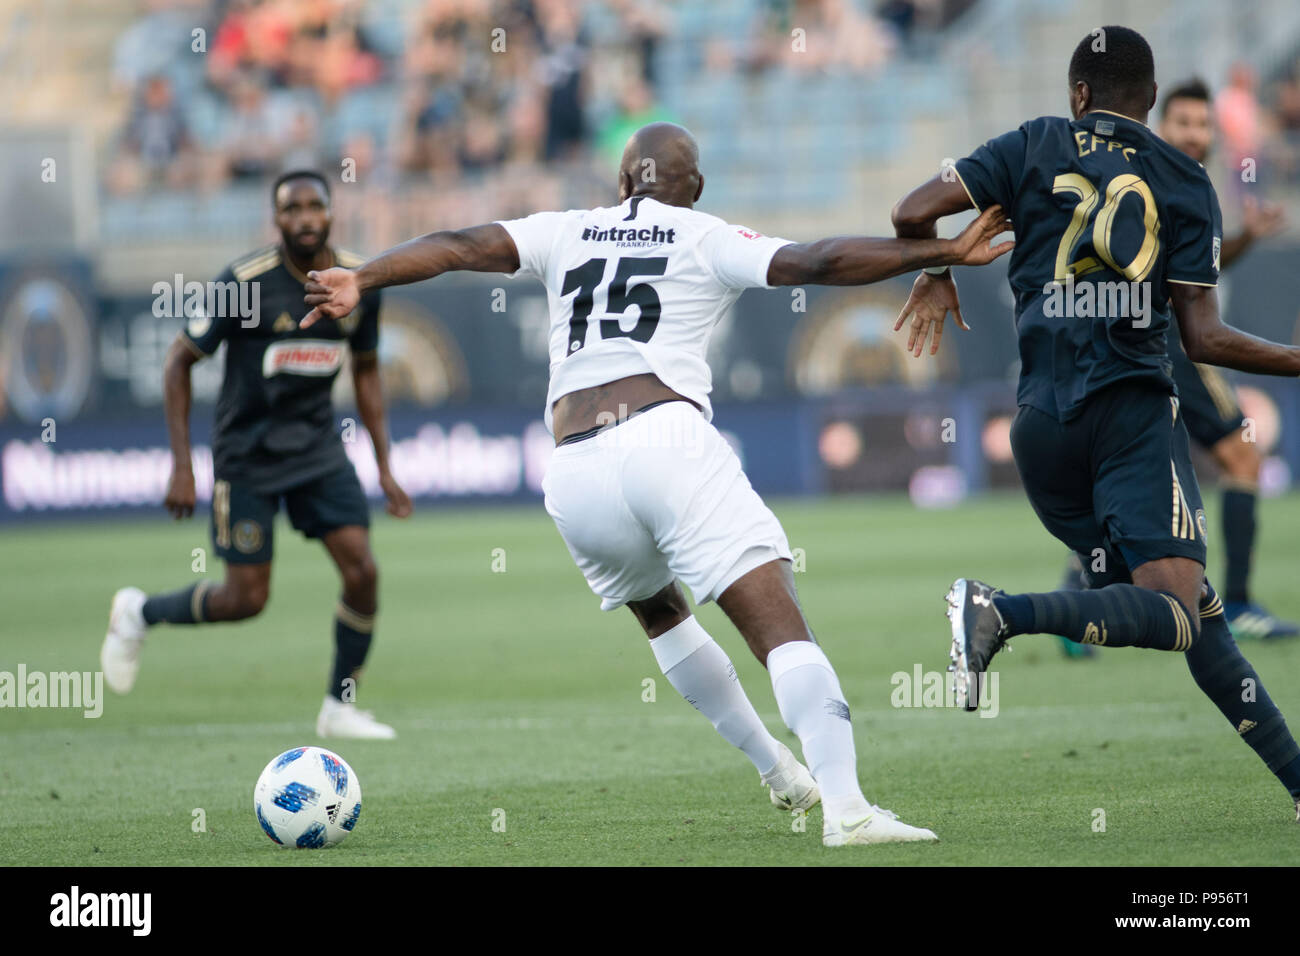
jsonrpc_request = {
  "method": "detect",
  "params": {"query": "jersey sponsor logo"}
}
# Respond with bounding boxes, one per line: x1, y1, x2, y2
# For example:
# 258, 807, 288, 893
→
261, 339, 345, 377
736, 226, 764, 240
1212, 236, 1221, 271
580, 224, 676, 246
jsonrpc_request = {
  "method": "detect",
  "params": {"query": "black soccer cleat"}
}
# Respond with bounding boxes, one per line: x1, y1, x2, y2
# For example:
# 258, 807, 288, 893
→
945, 578, 1010, 712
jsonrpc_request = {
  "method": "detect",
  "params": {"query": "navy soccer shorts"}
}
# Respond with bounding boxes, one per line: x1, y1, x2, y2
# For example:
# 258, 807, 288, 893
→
1011, 382, 1207, 584
211, 465, 370, 565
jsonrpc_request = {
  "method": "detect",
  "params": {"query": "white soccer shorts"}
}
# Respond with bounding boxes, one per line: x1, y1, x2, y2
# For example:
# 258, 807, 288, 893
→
542, 401, 793, 611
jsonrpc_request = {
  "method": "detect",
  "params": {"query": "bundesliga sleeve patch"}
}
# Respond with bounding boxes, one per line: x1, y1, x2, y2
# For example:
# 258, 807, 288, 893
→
261, 340, 345, 377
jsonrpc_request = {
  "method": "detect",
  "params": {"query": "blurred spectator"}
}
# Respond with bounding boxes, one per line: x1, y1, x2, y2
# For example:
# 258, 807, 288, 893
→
606, 0, 671, 86
282, 106, 324, 170
535, 0, 590, 161
1217, 63, 1263, 175
208, 0, 297, 92
1274, 62, 1300, 184
221, 74, 291, 179
597, 74, 675, 170
734, 0, 892, 76
107, 75, 196, 193
111, 0, 200, 92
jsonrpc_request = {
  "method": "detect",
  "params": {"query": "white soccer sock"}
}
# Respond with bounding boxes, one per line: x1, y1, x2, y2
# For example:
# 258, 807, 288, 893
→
651, 616, 783, 775
766, 640, 867, 818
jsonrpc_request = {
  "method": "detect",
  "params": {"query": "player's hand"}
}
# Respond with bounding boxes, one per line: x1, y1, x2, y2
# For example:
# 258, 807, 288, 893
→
893, 271, 968, 358
301, 268, 361, 329
164, 465, 196, 519
1242, 195, 1285, 240
379, 469, 413, 519
949, 205, 1015, 266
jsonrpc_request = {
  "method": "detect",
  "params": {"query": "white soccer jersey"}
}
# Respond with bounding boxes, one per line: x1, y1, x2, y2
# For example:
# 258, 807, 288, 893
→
497, 197, 793, 434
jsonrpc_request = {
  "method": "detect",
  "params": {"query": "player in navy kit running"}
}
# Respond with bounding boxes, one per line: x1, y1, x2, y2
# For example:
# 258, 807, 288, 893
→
101, 171, 411, 740
890, 27, 1300, 819
1056, 78, 1294, 648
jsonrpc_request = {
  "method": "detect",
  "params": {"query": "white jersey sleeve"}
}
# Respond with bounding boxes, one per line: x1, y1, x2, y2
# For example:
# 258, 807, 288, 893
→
496, 211, 572, 279
696, 222, 794, 290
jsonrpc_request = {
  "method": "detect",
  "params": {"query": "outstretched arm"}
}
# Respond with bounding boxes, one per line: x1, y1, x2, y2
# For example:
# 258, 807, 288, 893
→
891, 173, 976, 240
889, 173, 991, 357
1171, 282, 1300, 376
302, 223, 520, 326
766, 204, 1012, 286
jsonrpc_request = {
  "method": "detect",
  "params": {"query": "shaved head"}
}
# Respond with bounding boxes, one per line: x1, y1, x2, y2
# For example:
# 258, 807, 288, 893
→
618, 122, 704, 208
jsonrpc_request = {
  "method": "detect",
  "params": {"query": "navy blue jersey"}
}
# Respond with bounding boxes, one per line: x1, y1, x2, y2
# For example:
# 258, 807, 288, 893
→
955, 110, 1223, 420
182, 245, 380, 492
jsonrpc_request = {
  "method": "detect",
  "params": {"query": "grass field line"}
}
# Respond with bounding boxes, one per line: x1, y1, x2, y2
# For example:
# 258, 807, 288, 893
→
2, 697, 1197, 743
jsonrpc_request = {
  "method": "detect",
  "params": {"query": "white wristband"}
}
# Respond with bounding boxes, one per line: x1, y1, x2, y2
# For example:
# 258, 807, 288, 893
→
923, 266, 951, 276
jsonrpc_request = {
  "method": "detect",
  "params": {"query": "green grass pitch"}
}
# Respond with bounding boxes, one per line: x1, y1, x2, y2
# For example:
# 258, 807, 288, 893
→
3, 491, 1298, 866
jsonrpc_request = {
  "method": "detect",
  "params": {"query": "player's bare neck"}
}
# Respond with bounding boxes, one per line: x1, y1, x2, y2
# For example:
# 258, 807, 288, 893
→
1082, 105, 1148, 126
280, 243, 335, 284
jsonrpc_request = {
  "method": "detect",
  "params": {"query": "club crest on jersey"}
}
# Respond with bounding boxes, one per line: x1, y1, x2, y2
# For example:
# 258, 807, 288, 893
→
262, 339, 344, 377
272, 312, 296, 333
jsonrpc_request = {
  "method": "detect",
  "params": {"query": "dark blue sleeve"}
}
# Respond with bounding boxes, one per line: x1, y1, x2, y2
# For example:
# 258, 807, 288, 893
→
954, 127, 1027, 212
349, 289, 380, 355
1167, 175, 1223, 287
180, 266, 237, 356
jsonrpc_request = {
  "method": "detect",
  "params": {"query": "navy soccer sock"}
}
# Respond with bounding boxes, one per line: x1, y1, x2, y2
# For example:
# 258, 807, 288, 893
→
1186, 582, 1300, 798
329, 601, 374, 701
993, 585, 1195, 651
1220, 487, 1256, 605
142, 583, 212, 625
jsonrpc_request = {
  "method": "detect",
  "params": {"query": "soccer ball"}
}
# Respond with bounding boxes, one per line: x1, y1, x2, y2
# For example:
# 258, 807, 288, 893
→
253, 746, 362, 848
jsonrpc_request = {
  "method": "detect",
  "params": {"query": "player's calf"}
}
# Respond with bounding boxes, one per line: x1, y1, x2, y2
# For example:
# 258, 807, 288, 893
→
720, 559, 938, 841
103, 565, 271, 695
983, 556, 1204, 654
1186, 581, 1300, 810
630, 583, 791, 795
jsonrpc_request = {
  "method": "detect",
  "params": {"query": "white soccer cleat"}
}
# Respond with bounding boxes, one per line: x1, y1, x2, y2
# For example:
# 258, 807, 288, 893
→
316, 695, 396, 740
823, 802, 939, 846
760, 742, 820, 812
101, 587, 148, 694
